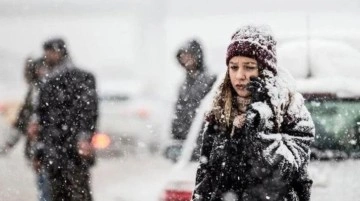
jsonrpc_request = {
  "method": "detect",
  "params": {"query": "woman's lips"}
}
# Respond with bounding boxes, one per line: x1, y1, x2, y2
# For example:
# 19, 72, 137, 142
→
235, 84, 246, 90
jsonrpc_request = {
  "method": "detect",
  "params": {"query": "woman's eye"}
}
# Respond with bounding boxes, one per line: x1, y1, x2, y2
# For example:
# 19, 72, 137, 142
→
230, 66, 238, 70
245, 66, 256, 70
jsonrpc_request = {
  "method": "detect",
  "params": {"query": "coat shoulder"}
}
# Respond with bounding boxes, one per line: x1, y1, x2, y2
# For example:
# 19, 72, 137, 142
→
67, 68, 95, 80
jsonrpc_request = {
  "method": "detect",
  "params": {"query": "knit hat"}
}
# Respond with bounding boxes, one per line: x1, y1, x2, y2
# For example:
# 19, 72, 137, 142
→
43, 38, 68, 56
226, 25, 277, 74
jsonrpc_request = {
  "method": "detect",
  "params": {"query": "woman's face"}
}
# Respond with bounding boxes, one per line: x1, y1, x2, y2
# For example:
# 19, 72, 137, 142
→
228, 56, 259, 97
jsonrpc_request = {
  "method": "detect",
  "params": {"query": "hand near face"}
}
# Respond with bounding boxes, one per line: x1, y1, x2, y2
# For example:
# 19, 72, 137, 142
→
247, 76, 269, 103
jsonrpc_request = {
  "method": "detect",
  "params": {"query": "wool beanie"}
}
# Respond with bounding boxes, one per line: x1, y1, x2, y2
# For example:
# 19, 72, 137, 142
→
226, 25, 277, 74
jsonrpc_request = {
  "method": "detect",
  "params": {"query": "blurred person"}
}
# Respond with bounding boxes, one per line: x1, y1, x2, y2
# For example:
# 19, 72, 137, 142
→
167, 39, 216, 161
0, 57, 45, 158
0, 57, 37, 155
0, 57, 50, 201
192, 25, 315, 201
34, 38, 98, 201
167, 39, 216, 160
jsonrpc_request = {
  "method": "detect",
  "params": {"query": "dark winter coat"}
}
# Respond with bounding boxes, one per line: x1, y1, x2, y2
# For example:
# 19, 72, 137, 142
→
36, 60, 98, 174
12, 88, 33, 159
193, 72, 315, 201
14, 88, 33, 134
13, 84, 42, 159
171, 40, 216, 140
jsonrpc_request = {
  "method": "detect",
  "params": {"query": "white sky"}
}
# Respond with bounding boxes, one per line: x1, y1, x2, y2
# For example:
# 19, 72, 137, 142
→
0, 0, 359, 100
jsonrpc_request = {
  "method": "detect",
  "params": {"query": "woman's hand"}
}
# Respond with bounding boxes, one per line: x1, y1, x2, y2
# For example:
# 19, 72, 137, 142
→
247, 77, 269, 103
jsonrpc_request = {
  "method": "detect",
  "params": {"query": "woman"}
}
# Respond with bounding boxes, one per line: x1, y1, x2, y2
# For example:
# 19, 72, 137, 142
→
192, 25, 315, 201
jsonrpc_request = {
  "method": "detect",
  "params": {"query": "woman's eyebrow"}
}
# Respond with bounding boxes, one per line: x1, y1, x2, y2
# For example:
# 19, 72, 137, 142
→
229, 62, 238, 65
243, 62, 257, 65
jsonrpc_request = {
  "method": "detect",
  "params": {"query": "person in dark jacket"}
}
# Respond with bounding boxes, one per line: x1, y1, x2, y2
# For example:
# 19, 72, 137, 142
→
166, 40, 216, 162
0, 57, 50, 201
35, 38, 98, 201
0, 58, 45, 156
192, 25, 315, 201
171, 39, 216, 141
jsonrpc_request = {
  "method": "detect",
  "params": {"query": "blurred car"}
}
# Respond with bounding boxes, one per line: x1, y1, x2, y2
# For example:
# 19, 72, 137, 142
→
303, 93, 360, 160
0, 100, 22, 125
159, 73, 360, 201
0, 100, 23, 144
92, 80, 172, 157
0, 80, 171, 158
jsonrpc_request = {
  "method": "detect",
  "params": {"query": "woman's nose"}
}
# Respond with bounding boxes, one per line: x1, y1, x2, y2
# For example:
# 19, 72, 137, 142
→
236, 68, 246, 80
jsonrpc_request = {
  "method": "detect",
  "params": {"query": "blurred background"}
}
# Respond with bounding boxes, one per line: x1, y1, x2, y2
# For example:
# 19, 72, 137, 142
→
0, 0, 360, 201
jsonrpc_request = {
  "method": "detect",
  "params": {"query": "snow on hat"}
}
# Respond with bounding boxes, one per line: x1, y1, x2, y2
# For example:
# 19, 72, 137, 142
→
226, 25, 277, 74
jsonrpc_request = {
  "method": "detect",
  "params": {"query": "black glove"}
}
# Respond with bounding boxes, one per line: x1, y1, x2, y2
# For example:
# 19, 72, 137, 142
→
247, 76, 269, 103
243, 107, 262, 135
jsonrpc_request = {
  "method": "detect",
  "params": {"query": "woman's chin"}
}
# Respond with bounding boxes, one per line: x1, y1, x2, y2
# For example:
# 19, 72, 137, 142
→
236, 90, 251, 98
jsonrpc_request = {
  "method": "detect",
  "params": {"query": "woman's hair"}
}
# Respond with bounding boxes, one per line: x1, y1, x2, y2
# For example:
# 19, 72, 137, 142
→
207, 69, 236, 127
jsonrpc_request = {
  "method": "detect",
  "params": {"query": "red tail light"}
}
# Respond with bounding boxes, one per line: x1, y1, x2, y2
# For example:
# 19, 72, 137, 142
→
0, 103, 5, 113
91, 133, 111, 149
163, 190, 192, 201
136, 107, 150, 119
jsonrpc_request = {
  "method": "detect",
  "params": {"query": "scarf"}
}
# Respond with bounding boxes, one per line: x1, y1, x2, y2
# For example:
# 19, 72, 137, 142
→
230, 96, 251, 137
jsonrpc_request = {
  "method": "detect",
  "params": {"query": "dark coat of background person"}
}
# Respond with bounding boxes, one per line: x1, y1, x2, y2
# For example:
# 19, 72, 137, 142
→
171, 40, 216, 141
36, 63, 98, 201
36, 66, 98, 168
12, 58, 44, 159
13, 88, 35, 159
